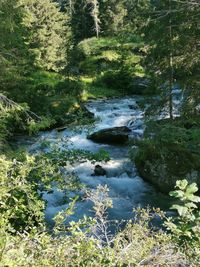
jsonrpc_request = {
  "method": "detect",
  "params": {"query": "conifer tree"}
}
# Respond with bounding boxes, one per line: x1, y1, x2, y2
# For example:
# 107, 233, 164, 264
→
21, 0, 71, 72
0, 0, 30, 94
134, 0, 199, 118
87, 0, 101, 38
70, 0, 94, 43
99, 0, 127, 36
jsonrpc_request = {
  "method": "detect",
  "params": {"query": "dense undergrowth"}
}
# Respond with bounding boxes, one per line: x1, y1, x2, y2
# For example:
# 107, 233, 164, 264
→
0, 33, 153, 143
131, 117, 200, 193
73, 37, 157, 97
1, 149, 200, 266
1, 0, 200, 265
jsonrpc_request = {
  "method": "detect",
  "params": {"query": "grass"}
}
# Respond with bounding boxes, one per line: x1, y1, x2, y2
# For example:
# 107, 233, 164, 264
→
74, 35, 148, 97
81, 85, 124, 100
29, 70, 64, 88
80, 75, 125, 100
48, 94, 79, 113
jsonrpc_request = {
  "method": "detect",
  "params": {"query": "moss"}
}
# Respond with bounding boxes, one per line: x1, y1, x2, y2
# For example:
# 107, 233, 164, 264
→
132, 118, 200, 193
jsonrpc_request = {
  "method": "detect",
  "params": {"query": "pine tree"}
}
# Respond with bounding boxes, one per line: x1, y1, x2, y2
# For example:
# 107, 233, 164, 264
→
145, 1, 200, 118
99, 0, 127, 36
21, 0, 71, 72
0, 0, 30, 94
70, 0, 94, 43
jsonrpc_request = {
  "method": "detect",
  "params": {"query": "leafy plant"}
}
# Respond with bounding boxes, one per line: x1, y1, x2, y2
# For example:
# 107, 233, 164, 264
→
42, 147, 110, 166
165, 179, 200, 261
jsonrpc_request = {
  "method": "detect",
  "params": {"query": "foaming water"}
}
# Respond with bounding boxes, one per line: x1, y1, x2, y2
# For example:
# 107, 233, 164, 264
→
28, 96, 172, 225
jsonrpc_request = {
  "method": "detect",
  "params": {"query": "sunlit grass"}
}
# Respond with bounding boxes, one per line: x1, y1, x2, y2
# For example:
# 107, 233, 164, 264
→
29, 70, 63, 87
81, 84, 124, 101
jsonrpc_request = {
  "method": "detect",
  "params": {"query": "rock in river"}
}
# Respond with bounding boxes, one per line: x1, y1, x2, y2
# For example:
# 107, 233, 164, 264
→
92, 165, 107, 176
87, 126, 131, 144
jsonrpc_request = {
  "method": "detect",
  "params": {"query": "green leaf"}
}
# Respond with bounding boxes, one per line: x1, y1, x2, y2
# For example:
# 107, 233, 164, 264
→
186, 183, 199, 194
169, 190, 184, 199
185, 202, 197, 209
171, 204, 188, 217
187, 195, 200, 203
176, 179, 188, 190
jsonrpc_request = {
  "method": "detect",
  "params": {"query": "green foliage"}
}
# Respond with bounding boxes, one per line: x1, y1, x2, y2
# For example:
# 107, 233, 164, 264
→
70, 0, 94, 43
0, 100, 39, 145
165, 180, 200, 262
0, 155, 45, 232
0, 181, 191, 266
99, 0, 128, 36
77, 37, 120, 57
27, 117, 56, 135
135, 0, 200, 118
1, 0, 200, 265
39, 147, 110, 166
29, 71, 63, 90
0, 0, 31, 94
75, 36, 144, 74
81, 83, 124, 100
21, 0, 71, 72
0, 0, 82, 133
72, 36, 151, 95
94, 69, 132, 93
0, 148, 87, 232
133, 118, 200, 192
70, 0, 129, 42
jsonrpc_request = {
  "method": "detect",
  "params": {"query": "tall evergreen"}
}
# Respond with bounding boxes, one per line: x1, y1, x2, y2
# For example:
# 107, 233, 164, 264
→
21, 0, 71, 72
138, 0, 200, 118
0, 0, 30, 94
71, 0, 94, 43
99, 0, 127, 36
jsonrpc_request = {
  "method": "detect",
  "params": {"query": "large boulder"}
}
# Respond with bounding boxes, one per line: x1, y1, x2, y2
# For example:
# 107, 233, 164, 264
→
87, 126, 131, 144
135, 158, 200, 194
92, 165, 107, 176
133, 139, 200, 193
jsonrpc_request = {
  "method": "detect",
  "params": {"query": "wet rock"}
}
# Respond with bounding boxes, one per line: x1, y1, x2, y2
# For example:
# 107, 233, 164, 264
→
87, 126, 131, 144
128, 104, 135, 109
87, 96, 97, 100
47, 189, 54, 194
92, 165, 107, 176
81, 105, 95, 119
135, 157, 200, 193
130, 77, 150, 95
56, 126, 68, 132
128, 119, 143, 129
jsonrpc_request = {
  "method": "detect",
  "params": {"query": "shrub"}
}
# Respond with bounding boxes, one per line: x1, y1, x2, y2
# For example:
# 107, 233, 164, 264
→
0, 155, 45, 232
55, 79, 83, 96
133, 120, 200, 192
165, 179, 200, 263
1, 182, 191, 266
94, 69, 133, 93
76, 37, 120, 57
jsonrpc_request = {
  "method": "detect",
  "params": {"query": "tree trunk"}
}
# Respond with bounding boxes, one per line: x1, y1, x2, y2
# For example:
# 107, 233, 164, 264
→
88, 0, 101, 38
169, 0, 174, 120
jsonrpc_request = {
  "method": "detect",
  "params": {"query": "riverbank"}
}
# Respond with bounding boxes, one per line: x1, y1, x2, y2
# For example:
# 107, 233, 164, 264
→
2, 96, 199, 266
131, 116, 200, 193
14, 97, 172, 226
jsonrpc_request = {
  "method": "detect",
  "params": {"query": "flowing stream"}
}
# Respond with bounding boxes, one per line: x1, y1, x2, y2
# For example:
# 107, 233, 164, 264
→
18, 96, 172, 225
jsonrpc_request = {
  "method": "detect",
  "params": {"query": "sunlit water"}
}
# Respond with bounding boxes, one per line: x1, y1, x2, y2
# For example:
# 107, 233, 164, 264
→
18, 96, 178, 225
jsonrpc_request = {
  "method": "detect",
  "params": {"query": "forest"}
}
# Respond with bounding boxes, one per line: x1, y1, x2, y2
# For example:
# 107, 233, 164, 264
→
0, 0, 200, 266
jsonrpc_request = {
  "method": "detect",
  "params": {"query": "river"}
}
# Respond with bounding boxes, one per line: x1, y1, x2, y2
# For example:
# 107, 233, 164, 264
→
17, 96, 172, 225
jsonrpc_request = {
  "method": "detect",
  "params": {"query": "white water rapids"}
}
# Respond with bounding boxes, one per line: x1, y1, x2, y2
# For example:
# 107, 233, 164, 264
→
24, 96, 173, 225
